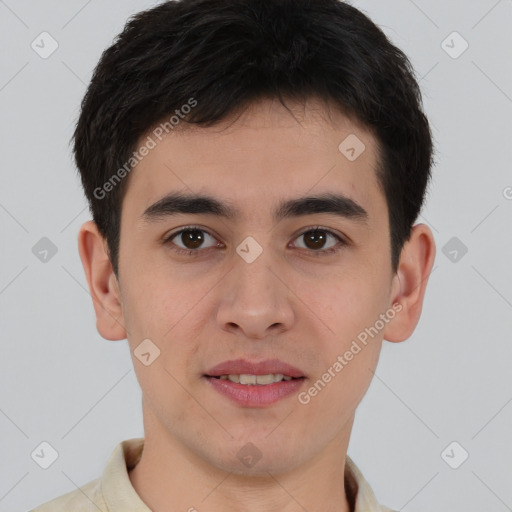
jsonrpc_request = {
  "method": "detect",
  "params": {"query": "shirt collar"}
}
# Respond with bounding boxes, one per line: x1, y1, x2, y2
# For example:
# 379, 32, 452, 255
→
101, 438, 386, 512
101, 438, 148, 511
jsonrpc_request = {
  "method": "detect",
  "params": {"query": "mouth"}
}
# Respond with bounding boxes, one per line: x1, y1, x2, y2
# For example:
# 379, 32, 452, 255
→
204, 359, 307, 407
208, 373, 304, 384
205, 358, 306, 379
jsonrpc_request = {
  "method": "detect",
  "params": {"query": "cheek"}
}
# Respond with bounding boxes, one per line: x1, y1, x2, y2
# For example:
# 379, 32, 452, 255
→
120, 269, 206, 374
302, 329, 381, 424
119, 261, 193, 337
305, 270, 389, 403
307, 270, 389, 341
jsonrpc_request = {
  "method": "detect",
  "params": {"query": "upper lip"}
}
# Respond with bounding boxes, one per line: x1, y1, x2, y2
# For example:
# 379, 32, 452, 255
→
206, 359, 305, 378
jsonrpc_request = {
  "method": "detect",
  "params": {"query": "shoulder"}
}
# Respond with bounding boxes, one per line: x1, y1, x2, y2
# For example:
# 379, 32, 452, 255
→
29, 477, 104, 511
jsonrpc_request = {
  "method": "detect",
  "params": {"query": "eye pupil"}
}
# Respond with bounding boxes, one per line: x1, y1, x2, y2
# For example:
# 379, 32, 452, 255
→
182, 229, 204, 249
304, 230, 326, 250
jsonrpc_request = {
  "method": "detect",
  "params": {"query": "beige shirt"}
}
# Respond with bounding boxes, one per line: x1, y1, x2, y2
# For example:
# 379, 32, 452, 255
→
31, 438, 396, 512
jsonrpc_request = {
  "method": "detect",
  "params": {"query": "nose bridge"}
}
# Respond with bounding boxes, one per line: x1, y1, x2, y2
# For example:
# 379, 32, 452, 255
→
216, 237, 294, 338
231, 238, 281, 308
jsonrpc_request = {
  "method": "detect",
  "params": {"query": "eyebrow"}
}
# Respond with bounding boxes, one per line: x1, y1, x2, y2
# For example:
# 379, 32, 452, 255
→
141, 191, 369, 225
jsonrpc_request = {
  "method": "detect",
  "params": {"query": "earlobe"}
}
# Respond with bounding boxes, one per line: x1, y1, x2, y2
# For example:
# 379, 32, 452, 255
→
77, 220, 127, 341
383, 223, 436, 343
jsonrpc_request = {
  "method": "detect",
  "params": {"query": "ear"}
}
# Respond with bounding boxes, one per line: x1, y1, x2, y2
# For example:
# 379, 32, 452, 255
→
77, 220, 127, 341
383, 223, 436, 343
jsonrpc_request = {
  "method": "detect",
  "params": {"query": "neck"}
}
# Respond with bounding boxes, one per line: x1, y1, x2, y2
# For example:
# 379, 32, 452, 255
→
129, 407, 354, 512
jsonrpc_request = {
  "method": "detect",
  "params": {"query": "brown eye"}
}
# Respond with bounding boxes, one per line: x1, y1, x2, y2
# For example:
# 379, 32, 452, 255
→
292, 228, 345, 255
303, 230, 328, 250
166, 227, 219, 252
178, 229, 205, 249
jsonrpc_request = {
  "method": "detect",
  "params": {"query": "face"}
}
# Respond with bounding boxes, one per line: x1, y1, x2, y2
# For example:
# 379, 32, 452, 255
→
90, 97, 418, 475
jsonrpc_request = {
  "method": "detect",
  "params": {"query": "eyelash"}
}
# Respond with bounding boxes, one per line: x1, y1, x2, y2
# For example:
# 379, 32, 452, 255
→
163, 225, 348, 257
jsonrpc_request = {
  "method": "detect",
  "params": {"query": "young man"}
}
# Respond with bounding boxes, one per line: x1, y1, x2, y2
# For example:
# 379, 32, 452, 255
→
32, 0, 436, 510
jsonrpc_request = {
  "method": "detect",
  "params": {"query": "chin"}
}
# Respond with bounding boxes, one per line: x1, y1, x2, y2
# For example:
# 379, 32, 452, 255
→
193, 437, 297, 476
224, 456, 297, 477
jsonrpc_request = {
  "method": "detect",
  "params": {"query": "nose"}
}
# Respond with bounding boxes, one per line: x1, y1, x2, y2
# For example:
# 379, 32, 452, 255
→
215, 249, 296, 340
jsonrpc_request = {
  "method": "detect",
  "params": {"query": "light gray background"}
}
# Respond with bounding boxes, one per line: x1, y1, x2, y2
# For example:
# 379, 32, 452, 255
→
1, 1, 511, 511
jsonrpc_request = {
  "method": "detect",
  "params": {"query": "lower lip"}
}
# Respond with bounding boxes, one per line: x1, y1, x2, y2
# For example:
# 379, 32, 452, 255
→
204, 376, 306, 407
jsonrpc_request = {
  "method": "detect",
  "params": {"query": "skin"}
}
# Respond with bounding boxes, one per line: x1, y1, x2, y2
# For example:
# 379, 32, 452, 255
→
78, 96, 436, 512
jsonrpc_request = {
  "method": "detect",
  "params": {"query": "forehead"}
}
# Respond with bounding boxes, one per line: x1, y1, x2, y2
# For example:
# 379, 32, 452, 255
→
123, 97, 386, 226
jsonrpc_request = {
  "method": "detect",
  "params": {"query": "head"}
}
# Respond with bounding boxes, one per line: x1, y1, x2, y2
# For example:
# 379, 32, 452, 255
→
76, 0, 436, 475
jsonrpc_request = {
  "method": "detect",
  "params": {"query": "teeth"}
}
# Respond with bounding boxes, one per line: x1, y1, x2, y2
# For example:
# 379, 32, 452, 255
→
239, 374, 256, 385
218, 373, 295, 385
